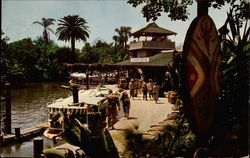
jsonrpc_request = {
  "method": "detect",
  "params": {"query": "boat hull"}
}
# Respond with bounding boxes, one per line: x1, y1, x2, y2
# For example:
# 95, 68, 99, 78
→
43, 128, 64, 148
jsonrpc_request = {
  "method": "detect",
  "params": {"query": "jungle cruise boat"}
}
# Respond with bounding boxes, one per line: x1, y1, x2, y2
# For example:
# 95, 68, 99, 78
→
69, 72, 103, 87
43, 86, 110, 147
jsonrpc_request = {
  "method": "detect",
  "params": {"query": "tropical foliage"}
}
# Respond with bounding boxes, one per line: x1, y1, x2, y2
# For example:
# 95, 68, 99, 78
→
32, 18, 56, 81
1, 21, 132, 86
33, 18, 55, 44
219, 0, 249, 125
127, 0, 247, 22
56, 15, 90, 55
43, 117, 119, 158
80, 41, 114, 64
1, 14, 132, 86
214, 1, 249, 154
1, 37, 63, 83
0, 31, 10, 78
123, 111, 195, 157
113, 26, 131, 61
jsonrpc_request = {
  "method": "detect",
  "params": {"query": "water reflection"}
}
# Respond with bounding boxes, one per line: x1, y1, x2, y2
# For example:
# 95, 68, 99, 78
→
10, 82, 71, 130
14, 143, 21, 152
1, 141, 34, 157
0, 82, 71, 157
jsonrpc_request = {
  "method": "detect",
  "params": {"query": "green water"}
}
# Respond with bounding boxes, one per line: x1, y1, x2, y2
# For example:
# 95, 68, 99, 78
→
0, 82, 71, 157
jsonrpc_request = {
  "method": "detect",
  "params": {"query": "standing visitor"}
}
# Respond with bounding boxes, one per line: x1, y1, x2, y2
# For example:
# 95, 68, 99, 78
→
99, 89, 120, 129
147, 79, 154, 100
134, 80, 138, 97
120, 90, 131, 119
165, 68, 173, 91
142, 81, 148, 100
129, 79, 135, 99
153, 83, 160, 103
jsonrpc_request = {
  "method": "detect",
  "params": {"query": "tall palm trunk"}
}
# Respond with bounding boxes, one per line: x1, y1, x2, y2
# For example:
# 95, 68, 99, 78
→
71, 37, 75, 54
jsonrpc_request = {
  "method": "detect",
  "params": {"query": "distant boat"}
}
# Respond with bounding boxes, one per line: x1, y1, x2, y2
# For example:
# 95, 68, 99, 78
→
69, 72, 102, 87
43, 86, 109, 147
69, 72, 120, 87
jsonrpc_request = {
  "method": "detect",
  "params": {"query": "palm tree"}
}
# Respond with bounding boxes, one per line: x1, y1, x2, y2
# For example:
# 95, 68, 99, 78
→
33, 18, 55, 44
33, 18, 55, 68
113, 26, 131, 60
121, 26, 131, 51
112, 35, 119, 52
56, 15, 90, 54
114, 28, 123, 49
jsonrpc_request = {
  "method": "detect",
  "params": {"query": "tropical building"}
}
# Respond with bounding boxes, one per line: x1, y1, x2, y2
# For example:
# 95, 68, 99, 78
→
64, 22, 180, 93
115, 22, 179, 88
129, 22, 176, 58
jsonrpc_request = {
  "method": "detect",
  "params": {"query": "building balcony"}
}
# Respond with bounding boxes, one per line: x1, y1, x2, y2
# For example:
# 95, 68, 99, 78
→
129, 40, 175, 51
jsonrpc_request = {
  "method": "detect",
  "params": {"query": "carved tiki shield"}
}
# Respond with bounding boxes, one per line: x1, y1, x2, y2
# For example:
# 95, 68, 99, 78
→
181, 15, 221, 139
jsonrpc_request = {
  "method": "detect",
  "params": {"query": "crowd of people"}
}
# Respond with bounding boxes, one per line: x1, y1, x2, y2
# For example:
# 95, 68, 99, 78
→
129, 78, 160, 103
100, 78, 160, 130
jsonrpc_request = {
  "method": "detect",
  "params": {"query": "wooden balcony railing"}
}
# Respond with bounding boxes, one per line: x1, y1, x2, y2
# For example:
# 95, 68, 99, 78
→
129, 41, 175, 50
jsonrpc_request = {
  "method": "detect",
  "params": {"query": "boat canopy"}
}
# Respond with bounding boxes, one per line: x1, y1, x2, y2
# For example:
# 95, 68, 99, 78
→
70, 72, 87, 78
70, 72, 101, 79
47, 87, 110, 113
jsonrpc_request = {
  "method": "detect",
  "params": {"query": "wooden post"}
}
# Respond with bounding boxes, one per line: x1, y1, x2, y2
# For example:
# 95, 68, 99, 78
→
15, 127, 21, 141
86, 73, 89, 90
33, 137, 43, 158
197, 0, 208, 16
5, 83, 11, 134
72, 87, 79, 103
0, 135, 3, 146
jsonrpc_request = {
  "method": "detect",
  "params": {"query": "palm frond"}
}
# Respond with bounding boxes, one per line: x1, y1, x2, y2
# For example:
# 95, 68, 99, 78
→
227, 9, 237, 39
33, 21, 43, 26
56, 15, 90, 45
242, 23, 250, 43
33, 18, 55, 42
47, 27, 55, 34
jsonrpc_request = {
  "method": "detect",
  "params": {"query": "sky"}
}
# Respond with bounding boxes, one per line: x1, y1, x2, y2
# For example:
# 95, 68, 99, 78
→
2, 0, 230, 49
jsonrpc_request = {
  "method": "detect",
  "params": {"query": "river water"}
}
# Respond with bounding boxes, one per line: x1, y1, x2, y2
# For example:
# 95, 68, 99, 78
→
0, 82, 72, 157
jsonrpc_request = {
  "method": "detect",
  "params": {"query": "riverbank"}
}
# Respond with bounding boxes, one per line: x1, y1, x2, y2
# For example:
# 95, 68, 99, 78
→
0, 82, 71, 157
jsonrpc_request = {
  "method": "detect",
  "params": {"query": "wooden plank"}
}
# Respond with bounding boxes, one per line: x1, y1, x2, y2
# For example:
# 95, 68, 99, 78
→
0, 96, 6, 101
3, 134, 15, 139
1, 123, 49, 146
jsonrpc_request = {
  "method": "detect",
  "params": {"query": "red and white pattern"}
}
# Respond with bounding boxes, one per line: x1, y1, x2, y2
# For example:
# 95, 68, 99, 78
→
183, 15, 221, 135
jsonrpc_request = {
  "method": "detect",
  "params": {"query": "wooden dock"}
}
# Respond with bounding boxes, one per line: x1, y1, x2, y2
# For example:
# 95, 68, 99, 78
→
0, 122, 49, 146
0, 96, 6, 101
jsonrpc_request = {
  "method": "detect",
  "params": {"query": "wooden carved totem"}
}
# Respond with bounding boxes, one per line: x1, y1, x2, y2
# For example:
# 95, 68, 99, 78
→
182, 15, 221, 138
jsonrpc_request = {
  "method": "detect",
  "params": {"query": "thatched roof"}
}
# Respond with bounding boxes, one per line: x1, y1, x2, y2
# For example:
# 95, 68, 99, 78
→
64, 50, 181, 68
131, 22, 177, 38
114, 51, 174, 67
64, 63, 109, 68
